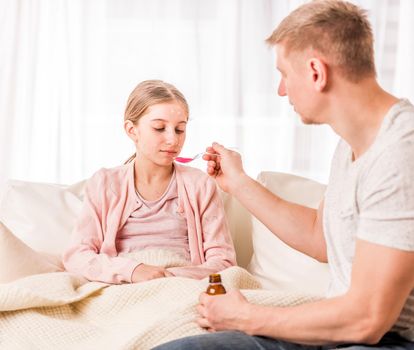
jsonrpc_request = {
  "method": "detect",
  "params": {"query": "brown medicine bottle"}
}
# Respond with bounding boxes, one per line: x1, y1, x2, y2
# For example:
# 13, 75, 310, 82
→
206, 273, 226, 295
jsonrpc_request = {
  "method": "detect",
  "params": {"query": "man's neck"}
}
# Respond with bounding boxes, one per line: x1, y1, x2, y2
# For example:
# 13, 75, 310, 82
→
327, 78, 399, 160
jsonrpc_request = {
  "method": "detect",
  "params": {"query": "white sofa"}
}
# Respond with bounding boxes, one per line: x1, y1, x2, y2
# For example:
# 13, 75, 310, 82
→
0, 171, 330, 295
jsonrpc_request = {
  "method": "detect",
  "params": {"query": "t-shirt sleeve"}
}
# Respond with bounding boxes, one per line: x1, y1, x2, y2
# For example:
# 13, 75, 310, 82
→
357, 142, 414, 251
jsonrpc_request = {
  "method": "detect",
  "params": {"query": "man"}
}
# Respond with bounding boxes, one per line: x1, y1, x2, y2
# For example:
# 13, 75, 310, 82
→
154, 1, 414, 349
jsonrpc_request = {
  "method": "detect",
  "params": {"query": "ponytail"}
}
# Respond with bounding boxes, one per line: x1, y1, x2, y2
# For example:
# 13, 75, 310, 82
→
124, 153, 136, 164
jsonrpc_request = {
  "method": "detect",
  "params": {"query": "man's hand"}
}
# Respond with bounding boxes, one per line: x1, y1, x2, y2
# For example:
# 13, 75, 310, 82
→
131, 264, 173, 283
196, 290, 253, 333
203, 142, 247, 194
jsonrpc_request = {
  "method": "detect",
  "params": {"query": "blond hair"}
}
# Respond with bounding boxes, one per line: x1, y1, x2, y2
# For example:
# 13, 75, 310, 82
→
123, 80, 189, 164
266, 0, 376, 82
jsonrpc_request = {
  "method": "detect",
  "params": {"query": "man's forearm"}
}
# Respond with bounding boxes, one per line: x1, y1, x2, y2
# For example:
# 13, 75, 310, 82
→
239, 241, 414, 346
242, 295, 385, 346
231, 174, 326, 261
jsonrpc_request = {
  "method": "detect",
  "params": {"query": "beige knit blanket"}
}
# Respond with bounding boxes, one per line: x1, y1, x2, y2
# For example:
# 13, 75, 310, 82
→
0, 255, 321, 350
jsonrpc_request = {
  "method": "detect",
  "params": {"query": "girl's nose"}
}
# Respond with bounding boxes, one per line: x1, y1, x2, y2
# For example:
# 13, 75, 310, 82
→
165, 130, 178, 145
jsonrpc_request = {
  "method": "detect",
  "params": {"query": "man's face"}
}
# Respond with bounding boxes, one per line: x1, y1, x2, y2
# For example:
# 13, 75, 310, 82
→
275, 44, 323, 125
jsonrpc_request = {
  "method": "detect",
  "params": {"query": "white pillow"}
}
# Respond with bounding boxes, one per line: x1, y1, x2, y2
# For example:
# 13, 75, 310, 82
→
222, 191, 253, 268
247, 172, 331, 296
0, 180, 85, 255
0, 221, 63, 283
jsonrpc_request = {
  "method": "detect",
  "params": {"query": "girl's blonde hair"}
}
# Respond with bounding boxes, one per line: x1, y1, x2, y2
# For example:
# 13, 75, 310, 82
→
266, 0, 375, 82
124, 80, 189, 164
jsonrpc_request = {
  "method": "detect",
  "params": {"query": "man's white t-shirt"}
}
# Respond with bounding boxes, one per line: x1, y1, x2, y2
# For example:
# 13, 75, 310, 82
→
324, 99, 414, 340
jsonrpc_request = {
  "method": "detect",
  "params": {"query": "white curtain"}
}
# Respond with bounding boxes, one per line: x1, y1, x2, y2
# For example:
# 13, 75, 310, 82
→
394, 0, 414, 102
0, 0, 412, 187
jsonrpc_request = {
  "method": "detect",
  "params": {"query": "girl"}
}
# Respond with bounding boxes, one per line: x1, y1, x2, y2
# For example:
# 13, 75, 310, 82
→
63, 80, 236, 284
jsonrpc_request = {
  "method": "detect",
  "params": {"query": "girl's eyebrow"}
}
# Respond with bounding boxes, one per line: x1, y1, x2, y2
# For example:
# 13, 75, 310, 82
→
150, 118, 187, 124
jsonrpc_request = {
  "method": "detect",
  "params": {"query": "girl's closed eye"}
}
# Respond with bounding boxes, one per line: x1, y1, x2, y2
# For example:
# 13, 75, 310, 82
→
153, 127, 185, 134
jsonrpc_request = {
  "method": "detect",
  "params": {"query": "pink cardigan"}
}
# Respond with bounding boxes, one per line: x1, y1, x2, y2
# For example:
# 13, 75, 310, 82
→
63, 162, 236, 284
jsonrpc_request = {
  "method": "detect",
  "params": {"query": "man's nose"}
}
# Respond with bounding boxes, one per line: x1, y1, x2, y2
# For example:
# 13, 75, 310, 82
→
278, 80, 286, 97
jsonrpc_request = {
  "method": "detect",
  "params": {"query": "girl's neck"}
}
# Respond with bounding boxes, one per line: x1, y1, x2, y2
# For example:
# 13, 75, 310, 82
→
133, 157, 174, 186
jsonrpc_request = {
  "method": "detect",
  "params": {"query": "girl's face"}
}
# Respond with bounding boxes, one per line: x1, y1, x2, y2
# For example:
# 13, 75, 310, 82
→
125, 101, 188, 166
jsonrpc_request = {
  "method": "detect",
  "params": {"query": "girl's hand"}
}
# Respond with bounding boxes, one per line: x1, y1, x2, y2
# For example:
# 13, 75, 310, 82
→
131, 263, 173, 283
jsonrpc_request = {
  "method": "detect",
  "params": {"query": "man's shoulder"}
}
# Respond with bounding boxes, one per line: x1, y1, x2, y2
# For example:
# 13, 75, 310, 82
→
392, 98, 414, 115
357, 99, 414, 165
375, 99, 414, 158
383, 98, 414, 135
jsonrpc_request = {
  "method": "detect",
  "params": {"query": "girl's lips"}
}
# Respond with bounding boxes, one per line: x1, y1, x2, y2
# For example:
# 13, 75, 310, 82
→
162, 150, 178, 157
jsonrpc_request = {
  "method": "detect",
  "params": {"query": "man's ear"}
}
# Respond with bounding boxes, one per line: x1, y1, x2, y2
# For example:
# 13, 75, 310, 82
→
308, 58, 328, 92
124, 120, 138, 142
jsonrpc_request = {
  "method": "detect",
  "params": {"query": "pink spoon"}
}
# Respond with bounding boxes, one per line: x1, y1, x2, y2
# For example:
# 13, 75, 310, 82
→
175, 148, 238, 163
175, 152, 206, 163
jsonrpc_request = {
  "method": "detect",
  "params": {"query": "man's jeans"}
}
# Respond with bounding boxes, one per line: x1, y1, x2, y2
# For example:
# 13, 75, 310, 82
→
152, 331, 414, 350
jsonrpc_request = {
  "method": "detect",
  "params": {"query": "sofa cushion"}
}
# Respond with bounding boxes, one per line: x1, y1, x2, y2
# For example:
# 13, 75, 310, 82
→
247, 171, 330, 295
0, 221, 63, 283
0, 180, 85, 255
221, 191, 253, 269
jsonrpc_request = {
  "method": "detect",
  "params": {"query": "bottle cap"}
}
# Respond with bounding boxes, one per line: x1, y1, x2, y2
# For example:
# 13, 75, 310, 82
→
209, 273, 222, 283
